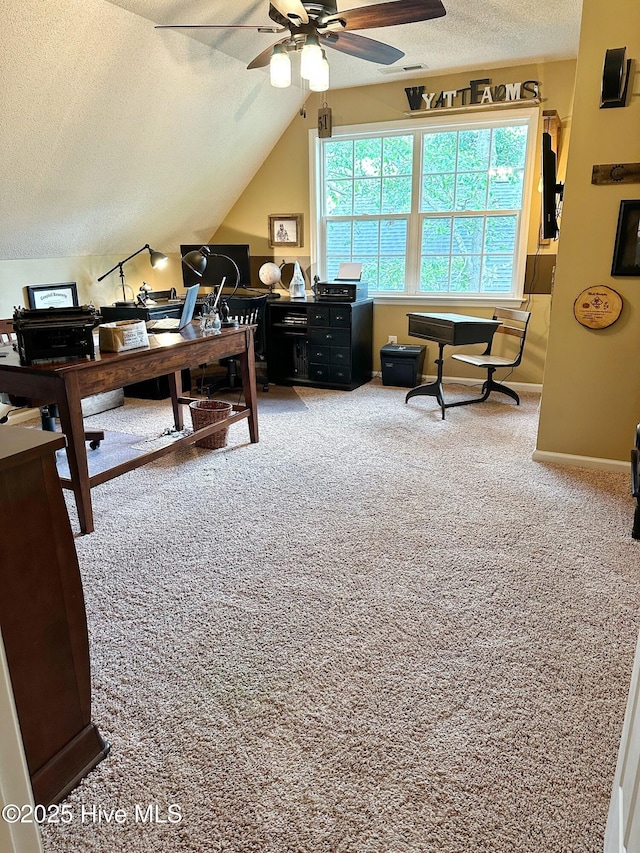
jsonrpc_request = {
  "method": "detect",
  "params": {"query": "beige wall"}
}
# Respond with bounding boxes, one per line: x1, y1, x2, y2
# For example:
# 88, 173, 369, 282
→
0, 253, 186, 319
214, 59, 577, 383
536, 0, 640, 463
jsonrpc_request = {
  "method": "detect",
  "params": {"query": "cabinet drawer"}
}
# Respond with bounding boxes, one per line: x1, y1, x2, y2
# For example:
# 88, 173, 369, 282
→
308, 306, 331, 326
330, 365, 351, 384
309, 363, 352, 384
309, 363, 330, 382
330, 306, 351, 327
309, 328, 350, 347
309, 345, 330, 364
330, 347, 351, 366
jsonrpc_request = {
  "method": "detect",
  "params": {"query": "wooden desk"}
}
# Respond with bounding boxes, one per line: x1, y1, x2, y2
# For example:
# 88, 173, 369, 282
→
0, 427, 109, 804
406, 312, 501, 419
0, 323, 258, 533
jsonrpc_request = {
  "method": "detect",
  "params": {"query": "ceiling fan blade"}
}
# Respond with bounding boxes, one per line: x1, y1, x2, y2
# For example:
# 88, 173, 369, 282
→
247, 38, 290, 69
155, 24, 283, 32
322, 0, 446, 31
321, 31, 404, 65
269, 0, 308, 25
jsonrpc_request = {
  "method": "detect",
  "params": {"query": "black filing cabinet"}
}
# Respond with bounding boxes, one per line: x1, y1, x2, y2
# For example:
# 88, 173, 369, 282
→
380, 344, 426, 387
268, 297, 373, 390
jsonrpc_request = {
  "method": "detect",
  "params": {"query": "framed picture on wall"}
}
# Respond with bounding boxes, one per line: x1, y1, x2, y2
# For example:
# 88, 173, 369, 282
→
26, 282, 79, 309
611, 200, 640, 276
268, 214, 303, 248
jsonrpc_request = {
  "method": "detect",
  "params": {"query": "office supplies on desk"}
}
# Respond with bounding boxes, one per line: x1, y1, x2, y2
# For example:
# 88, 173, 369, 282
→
315, 262, 368, 302
99, 319, 149, 353
146, 284, 199, 332
12, 305, 98, 365
315, 281, 369, 302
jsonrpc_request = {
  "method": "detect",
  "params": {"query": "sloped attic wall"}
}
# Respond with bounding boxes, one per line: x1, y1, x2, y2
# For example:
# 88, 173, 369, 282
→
0, 0, 302, 312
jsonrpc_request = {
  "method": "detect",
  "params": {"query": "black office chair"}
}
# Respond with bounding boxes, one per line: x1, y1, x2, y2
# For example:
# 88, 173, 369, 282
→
197, 295, 269, 394
0, 318, 104, 447
450, 307, 531, 405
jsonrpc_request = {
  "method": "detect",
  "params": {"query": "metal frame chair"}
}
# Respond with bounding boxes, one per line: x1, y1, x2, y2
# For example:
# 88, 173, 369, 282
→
450, 307, 531, 406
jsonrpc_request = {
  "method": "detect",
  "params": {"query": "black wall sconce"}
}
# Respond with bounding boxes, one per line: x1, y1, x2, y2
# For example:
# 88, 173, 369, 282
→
600, 47, 632, 108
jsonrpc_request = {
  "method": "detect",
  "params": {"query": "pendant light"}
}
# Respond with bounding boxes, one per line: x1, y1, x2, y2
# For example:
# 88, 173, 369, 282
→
300, 33, 323, 81
270, 44, 292, 88
309, 49, 329, 92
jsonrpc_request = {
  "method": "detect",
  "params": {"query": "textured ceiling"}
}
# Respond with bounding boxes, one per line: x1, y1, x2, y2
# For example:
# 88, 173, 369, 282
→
110, 0, 584, 87
0, 0, 583, 260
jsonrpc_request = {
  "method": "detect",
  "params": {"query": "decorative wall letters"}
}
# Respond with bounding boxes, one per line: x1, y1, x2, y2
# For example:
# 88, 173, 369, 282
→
405, 77, 540, 113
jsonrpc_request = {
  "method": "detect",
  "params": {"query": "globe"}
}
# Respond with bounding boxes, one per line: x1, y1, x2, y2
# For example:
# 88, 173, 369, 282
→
258, 262, 282, 287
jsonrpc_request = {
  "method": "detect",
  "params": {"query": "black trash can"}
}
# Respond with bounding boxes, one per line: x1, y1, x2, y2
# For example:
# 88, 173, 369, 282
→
380, 344, 426, 387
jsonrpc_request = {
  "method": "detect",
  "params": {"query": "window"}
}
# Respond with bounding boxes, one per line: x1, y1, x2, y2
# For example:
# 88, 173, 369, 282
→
311, 109, 538, 302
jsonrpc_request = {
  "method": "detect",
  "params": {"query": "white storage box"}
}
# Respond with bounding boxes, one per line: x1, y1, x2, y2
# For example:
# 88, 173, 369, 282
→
99, 320, 149, 353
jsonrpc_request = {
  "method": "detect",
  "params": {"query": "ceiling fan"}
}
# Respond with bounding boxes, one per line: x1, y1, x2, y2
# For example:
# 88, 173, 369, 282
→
156, 0, 446, 82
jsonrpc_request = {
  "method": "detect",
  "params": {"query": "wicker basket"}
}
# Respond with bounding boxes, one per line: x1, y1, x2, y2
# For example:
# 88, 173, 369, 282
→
189, 399, 233, 449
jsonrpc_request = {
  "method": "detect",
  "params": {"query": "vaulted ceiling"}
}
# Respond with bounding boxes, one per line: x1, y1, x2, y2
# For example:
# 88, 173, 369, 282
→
0, 0, 582, 261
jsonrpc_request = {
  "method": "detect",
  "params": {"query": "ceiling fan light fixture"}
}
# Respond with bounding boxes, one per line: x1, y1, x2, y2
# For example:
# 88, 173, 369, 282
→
309, 50, 329, 92
300, 33, 323, 81
270, 44, 292, 88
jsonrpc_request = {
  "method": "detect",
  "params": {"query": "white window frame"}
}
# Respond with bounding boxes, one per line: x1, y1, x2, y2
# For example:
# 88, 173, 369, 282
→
309, 107, 540, 306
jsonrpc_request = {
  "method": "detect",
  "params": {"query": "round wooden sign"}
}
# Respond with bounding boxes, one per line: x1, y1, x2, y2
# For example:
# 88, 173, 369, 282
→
573, 285, 623, 329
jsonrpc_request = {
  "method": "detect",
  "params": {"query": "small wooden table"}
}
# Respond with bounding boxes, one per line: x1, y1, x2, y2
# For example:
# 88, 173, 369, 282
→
0, 324, 259, 533
406, 312, 501, 419
0, 427, 109, 804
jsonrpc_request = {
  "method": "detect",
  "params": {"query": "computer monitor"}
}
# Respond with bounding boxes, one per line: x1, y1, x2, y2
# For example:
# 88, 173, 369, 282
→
180, 244, 252, 291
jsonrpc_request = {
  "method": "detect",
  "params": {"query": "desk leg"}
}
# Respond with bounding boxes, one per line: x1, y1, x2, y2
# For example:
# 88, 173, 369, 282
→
405, 342, 447, 419
239, 328, 259, 443
168, 371, 183, 430
56, 374, 94, 534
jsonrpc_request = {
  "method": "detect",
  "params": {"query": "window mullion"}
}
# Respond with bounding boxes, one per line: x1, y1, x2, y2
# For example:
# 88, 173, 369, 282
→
404, 130, 423, 296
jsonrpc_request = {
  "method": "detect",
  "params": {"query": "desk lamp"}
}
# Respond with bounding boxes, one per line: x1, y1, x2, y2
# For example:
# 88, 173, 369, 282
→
97, 244, 168, 306
182, 247, 241, 327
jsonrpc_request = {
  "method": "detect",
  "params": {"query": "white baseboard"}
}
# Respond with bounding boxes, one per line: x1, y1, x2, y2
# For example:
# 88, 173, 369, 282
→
532, 449, 629, 473
374, 372, 543, 395
432, 376, 543, 394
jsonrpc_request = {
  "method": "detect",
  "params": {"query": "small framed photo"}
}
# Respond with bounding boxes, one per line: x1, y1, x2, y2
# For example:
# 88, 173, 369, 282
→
268, 214, 303, 248
612, 200, 640, 276
26, 282, 79, 309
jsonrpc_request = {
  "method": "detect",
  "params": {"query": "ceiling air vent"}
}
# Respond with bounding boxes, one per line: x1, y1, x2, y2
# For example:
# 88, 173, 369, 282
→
378, 63, 429, 75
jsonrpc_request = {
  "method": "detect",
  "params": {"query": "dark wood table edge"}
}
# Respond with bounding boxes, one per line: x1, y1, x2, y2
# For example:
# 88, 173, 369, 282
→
31, 724, 110, 806
0, 324, 259, 533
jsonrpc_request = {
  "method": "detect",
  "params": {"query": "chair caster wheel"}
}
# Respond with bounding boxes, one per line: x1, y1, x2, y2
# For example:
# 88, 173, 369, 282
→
89, 440, 101, 450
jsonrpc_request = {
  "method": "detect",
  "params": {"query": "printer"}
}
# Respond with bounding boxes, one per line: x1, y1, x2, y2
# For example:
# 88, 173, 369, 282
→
315, 262, 368, 302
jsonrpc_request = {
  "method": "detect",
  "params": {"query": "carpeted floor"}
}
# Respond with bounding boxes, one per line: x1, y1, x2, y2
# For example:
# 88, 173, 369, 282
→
39, 380, 639, 853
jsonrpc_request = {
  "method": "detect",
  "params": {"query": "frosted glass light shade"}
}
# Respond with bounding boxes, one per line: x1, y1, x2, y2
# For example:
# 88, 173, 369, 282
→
309, 51, 329, 92
270, 45, 291, 88
301, 34, 322, 81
